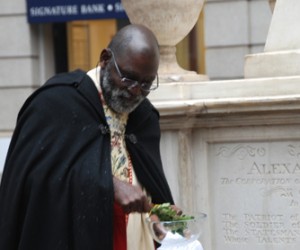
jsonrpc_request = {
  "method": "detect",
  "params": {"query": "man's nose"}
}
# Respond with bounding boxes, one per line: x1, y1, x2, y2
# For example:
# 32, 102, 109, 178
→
127, 82, 142, 96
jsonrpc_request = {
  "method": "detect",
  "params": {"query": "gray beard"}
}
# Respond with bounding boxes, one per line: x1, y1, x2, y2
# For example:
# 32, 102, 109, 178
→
101, 68, 145, 114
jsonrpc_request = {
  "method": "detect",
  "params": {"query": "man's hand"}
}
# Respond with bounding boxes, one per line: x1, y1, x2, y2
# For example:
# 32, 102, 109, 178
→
113, 176, 151, 214
170, 204, 183, 215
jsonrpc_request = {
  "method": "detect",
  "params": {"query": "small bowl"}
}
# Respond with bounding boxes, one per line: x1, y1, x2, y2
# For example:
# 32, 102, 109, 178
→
146, 213, 207, 246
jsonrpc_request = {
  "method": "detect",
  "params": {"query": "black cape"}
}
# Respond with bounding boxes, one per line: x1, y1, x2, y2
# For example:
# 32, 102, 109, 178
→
0, 70, 173, 250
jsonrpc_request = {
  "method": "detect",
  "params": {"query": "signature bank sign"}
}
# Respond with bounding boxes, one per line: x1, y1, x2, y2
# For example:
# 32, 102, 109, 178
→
26, 0, 127, 23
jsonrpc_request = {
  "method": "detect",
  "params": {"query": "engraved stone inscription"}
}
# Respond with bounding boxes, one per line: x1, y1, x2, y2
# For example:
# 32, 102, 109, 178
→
209, 142, 300, 250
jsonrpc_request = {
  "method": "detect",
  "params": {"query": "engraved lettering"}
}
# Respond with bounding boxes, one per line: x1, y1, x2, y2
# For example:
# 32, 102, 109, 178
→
221, 178, 234, 184
213, 143, 300, 248
248, 162, 300, 175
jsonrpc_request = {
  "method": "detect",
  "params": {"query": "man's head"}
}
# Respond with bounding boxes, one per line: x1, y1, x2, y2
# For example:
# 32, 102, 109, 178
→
99, 24, 160, 114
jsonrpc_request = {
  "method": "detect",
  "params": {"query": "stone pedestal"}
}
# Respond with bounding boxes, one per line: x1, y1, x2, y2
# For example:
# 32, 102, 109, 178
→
245, 0, 300, 78
149, 74, 300, 250
147, 0, 300, 249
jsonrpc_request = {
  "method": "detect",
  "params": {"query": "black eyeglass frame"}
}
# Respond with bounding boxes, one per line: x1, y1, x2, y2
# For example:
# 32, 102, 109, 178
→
107, 48, 159, 92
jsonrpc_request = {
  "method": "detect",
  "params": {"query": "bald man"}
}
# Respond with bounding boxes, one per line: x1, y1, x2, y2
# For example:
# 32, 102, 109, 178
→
0, 24, 174, 250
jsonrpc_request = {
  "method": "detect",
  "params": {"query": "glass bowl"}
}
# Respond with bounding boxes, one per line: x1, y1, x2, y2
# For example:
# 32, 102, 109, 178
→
146, 213, 207, 246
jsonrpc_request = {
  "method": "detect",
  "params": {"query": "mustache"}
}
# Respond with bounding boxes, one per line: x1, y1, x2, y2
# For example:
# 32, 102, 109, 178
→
101, 71, 144, 113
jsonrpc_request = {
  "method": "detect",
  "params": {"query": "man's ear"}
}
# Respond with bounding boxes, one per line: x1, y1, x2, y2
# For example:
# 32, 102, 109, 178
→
99, 49, 111, 68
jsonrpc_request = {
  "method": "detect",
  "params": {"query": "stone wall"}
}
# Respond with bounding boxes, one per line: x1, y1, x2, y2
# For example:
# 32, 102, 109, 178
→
0, 0, 54, 173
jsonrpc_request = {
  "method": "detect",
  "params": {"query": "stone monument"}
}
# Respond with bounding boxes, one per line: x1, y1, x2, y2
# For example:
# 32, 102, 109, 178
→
122, 0, 300, 249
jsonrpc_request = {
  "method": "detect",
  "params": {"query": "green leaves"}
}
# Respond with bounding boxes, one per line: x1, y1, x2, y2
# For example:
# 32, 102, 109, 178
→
149, 203, 194, 236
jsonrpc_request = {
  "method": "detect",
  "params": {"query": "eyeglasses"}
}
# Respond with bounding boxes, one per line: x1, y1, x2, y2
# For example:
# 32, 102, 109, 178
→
107, 48, 159, 92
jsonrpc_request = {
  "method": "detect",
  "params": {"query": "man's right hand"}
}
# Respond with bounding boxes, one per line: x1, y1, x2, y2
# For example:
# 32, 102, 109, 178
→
113, 176, 151, 214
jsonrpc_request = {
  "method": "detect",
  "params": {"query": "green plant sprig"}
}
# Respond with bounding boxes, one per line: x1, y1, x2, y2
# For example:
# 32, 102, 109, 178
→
149, 203, 194, 236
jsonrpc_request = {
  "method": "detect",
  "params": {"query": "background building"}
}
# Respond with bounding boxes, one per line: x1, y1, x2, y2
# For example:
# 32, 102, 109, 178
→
0, 0, 272, 176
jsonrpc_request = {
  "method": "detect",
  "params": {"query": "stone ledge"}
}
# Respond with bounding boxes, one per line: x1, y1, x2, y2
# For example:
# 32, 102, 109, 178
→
244, 50, 300, 78
149, 76, 300, 129
156, 98, 300, 130
149, 75, 300, 102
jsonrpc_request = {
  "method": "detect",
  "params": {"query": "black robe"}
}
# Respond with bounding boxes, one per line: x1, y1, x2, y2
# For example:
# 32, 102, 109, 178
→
0, 70, 173, 250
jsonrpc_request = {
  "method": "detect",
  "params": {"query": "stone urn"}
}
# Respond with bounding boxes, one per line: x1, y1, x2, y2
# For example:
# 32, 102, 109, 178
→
269, 0, 276, 13
121, 0, 208, 83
